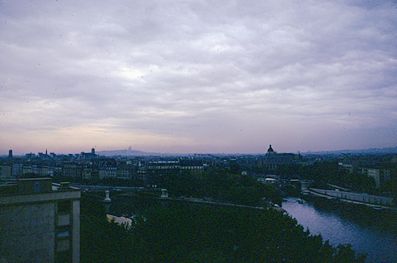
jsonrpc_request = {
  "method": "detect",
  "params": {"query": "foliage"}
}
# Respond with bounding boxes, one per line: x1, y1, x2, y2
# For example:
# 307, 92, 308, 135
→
161, 168, 282, 205
298, 161, 376, 193
81, 199, 365, 263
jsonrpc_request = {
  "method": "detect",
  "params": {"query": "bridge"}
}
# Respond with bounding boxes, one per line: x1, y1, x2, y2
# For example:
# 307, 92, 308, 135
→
74, 184, 284, 212
72, 184, 144, 193
159, 196, 286, 213
73, 184, 168, 202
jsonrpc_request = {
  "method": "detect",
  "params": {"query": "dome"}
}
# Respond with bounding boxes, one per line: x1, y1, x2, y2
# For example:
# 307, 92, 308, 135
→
267, 144, 275, 153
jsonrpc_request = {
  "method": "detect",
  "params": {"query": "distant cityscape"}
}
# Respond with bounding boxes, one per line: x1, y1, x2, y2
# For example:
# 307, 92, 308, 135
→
1, 145, 396, 262
1, 145, 396, 190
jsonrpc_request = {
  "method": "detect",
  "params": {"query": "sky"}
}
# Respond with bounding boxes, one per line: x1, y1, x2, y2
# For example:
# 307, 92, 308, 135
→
0, 0, 397, 154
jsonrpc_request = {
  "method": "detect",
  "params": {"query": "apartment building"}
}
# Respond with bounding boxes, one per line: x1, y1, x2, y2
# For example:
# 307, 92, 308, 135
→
0, 178, 80, 263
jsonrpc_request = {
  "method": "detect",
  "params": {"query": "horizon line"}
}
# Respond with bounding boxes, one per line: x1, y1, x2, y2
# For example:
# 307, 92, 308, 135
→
2, 145, 397, 156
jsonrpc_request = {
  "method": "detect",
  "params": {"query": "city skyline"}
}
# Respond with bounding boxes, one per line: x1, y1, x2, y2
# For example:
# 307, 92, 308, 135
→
1, 0, 397, 153
3, 144, 397, 156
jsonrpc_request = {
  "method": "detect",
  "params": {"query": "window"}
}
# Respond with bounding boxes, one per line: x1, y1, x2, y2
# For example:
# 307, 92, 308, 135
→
57, 201, 71, 213
56, 230, 70, 239
33, 181, 41, 193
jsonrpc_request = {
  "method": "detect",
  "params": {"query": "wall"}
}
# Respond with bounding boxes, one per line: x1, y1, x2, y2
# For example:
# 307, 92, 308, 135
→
0, 202, 55, 263
310, 188, 394, 206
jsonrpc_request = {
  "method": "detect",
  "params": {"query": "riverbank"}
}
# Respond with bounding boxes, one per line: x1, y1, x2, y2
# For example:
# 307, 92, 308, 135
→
81, 195, 366, 263
303, 194, 397, 234
305, 188, 396, 212
283, 197, 397, 263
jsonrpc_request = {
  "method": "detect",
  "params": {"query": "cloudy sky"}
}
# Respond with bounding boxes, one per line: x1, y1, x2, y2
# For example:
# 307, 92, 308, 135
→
0, 0, 396, 154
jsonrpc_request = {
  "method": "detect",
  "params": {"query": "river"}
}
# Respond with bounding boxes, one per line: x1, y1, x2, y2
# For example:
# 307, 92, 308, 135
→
282, 197, 397, 263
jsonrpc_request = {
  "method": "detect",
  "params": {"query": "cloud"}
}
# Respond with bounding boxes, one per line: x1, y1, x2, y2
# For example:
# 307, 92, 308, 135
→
0, 0, 397, 153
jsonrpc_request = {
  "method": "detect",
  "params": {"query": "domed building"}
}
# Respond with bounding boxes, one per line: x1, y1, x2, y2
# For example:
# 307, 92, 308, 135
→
267, 144, 276, 155
260, 144, 301, 171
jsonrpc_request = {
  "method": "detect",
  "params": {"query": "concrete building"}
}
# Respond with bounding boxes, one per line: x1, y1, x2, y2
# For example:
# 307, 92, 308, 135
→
22, 164, 33, 175
12, 163, 23, 177
257, 177, 278, 185
143, 160, 205, 185
361, 168, 391, 188
63, 164, 82, 178
338, 162, 354, 173
0, 178, 80, 263
82, 166, 94, 180
99, 166, 117, 179
116, 165, 132, 180
259, 145, 301, 171
80, 148, 97, 159
0, 164, 12, 179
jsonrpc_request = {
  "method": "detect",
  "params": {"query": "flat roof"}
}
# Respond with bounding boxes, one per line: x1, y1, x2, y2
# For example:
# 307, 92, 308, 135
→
18, 177, 52, 181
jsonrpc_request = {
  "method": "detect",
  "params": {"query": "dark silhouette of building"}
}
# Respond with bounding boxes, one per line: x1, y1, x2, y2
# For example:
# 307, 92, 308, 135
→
8, 149, 13, 158
80, 148, 96, 159
260, 145, 301, 171
267, 144, 275, 154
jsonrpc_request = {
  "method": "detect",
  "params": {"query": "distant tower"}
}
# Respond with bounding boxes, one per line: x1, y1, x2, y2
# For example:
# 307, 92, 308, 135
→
267, 144, 275, 154
91, 148, 95, 155
45, 149, 48, 155
8, 149, 13, 158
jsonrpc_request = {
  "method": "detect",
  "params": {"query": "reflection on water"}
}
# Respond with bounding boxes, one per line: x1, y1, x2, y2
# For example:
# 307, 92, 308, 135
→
282, 197, 397, 263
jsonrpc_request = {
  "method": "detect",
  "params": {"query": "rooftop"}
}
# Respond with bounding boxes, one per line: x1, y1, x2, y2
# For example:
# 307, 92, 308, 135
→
0, 177, 79, 197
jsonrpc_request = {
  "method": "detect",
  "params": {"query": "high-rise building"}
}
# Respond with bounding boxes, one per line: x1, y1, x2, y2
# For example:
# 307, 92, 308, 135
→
0, 178, 81, 263
8, 149, 13, 158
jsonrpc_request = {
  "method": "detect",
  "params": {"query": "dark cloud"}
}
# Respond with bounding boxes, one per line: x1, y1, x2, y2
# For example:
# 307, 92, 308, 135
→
0, 0, 396, 153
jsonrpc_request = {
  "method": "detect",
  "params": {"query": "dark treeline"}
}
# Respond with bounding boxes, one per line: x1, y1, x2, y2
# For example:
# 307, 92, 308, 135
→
81, 197, 365, 263
273, 161, 378, 194
300, 162, 376, 193
161, 168, 282, 205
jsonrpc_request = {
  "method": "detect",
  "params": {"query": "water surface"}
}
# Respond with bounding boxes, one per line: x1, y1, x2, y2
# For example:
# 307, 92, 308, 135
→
282, 197, 397, 263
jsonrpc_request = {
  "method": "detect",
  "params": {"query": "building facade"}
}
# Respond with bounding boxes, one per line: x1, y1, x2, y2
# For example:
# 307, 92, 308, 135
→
0, 178, 80, 263
361, 168, 391, 188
